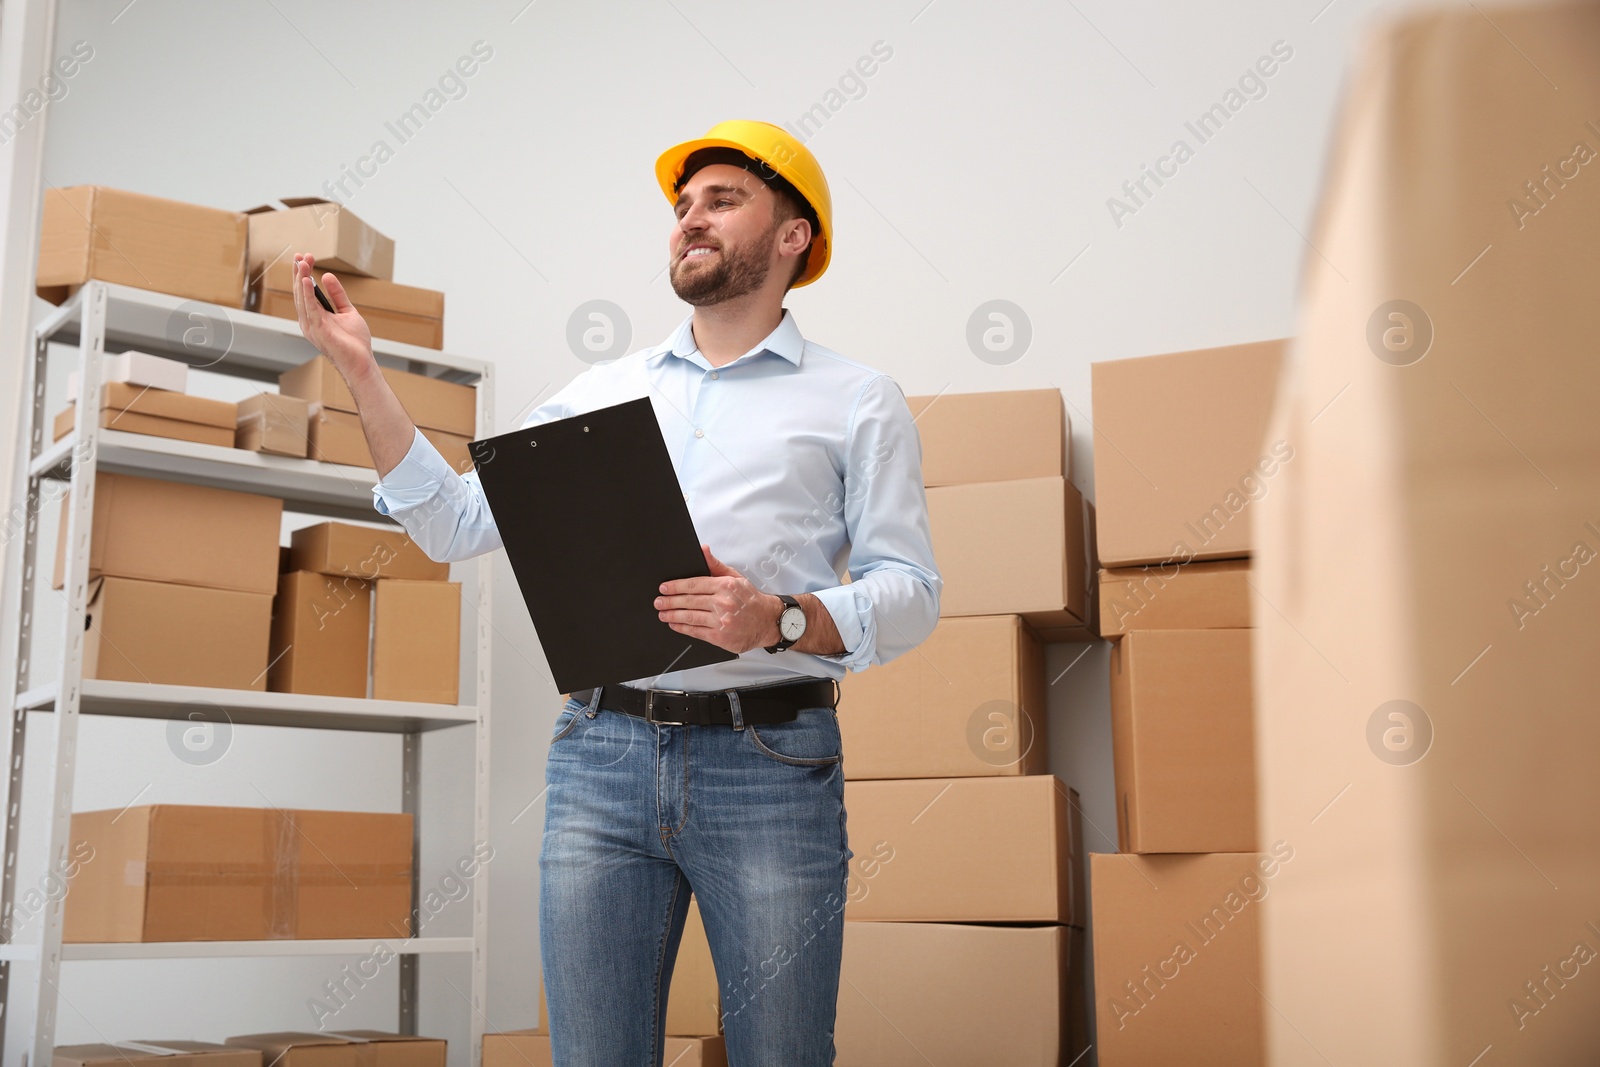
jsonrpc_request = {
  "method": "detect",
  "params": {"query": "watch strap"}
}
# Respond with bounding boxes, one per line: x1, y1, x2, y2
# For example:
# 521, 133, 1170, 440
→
765, 593, 803, 653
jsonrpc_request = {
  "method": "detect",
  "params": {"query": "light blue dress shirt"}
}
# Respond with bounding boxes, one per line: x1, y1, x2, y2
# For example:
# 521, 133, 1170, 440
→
371, 309, 942, 692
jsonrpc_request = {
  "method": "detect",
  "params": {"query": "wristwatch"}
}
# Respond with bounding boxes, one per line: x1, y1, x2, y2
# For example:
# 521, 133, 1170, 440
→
764, 594, 806, 653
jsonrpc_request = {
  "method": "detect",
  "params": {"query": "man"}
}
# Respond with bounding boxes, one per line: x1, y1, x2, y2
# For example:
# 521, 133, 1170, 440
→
290, 119, 941, 1066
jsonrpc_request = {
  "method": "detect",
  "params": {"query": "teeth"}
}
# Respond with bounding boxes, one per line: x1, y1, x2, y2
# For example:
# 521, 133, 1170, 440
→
685, 247, 715, 257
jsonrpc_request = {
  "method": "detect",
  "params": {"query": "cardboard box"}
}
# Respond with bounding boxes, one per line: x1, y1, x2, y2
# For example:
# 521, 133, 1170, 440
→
836, 921, 1081, 1067
372, 579, 460, 704
926, 476, 1090, 638
904, 388, 1068, 486
225, 1033, 444, 1067
53, 382, 238, 448
538, 895, 721, 1036
83, 576, 272, 690
253, 261, 444, 350
289, 521, 449, 582
1253, 8, 1600, 1063
55, 1042, 261, 1067
36, 185, 248, 307
66, 806, 413, 941
838, 614, 1048, 779
1111, 629, 1256, 853
244, 196, 395, 281
843, 774, 1076, 923
66, 350, 189, 400
235, 392, 311, 457
54, 404, 234, 449
1090, 339, 1286, 568
1092, 852, 1280, 1066
421, 426, 474, 474
1098, 558, 1253, 638
483, 1031, 724, 1067
280, 355, 476, 436
307, 406, 373, 468
52, 471, 282, 595
269, 571, 373, 699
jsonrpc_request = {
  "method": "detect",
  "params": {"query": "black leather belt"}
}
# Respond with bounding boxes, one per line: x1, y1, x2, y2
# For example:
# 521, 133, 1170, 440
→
570, 678, 838, 726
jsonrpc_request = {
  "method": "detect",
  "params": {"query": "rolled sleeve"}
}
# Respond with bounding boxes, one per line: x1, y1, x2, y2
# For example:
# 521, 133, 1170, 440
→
370, 375, 583, 563
372, 427, 464, 516
810, 374, 942, 672
370, 427, 504, 562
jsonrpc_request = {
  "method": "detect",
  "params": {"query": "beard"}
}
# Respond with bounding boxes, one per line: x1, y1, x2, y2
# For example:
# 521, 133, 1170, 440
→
669, 225, 777, 306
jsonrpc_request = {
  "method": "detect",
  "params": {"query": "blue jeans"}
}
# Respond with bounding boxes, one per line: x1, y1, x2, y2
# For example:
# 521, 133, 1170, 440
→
539, 687, 854, 1066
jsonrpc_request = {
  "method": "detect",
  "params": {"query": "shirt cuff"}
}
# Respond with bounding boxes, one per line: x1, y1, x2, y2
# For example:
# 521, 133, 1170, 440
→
811, 583, 875, 673
371, 427, 459, 517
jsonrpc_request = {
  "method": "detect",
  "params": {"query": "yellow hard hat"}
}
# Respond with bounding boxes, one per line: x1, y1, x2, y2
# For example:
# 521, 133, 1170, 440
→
655, 120, 833, 287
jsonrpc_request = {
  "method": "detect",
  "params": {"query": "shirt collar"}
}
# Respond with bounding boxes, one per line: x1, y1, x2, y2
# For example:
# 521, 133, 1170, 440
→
652, 309, 804, 369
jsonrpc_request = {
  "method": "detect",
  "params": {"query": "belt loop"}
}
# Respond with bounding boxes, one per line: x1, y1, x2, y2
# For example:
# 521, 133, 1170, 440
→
585, 685, 603, 718
726, 689, 746, 732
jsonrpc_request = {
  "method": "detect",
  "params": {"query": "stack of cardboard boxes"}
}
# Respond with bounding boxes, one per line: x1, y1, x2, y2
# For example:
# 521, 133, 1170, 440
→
1086, 340, 1286, 1066
278, 355, 477, 473
39, 187, 472, 475
833, 388, 1088, 1066
51, 487, 461, 701
53, 351, 239, 447
53, 473, 282, 690
274, 521, 462, 704
245, 196, 444, 350
36, 186, 446, 349
48, 349, 476, 478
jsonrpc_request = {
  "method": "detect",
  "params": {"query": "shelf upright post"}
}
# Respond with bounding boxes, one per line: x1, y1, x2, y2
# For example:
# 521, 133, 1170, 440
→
399, 726, 420, 1035
27, 282, 109, 1067
0, 288, 76, 1067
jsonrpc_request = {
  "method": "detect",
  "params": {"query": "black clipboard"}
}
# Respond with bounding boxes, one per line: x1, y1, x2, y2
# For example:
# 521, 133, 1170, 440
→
467, 396, 739, 693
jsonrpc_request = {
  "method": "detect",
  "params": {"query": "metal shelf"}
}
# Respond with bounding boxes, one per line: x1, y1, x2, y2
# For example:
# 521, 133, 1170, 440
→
67, 937, 476, 961
15, 679, 478, 733
36, 281, 487, 384
33, 427, 384, 523
0, 281, 496, 1067
0, 938, 474, 962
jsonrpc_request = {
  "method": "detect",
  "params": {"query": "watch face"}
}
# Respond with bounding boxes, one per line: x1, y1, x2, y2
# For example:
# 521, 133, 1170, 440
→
780, 606, 806, 641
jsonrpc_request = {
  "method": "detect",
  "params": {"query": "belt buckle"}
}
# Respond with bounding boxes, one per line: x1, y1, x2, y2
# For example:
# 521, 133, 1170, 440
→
645, 688, 688, 726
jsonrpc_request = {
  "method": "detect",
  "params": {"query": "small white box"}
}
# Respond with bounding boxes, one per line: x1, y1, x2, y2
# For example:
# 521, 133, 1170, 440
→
66, 350, 188, 403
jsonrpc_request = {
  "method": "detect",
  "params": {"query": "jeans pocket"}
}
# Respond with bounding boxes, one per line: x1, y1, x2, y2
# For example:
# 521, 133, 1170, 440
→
745, 706, 843, 766
551, 698, 586, 744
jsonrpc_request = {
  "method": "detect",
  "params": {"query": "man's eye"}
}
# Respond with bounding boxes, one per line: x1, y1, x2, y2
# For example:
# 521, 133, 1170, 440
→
714, 198, 734, 208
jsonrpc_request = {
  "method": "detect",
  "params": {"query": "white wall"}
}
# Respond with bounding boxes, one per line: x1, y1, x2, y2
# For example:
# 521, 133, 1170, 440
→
18, 0, 1476, 1061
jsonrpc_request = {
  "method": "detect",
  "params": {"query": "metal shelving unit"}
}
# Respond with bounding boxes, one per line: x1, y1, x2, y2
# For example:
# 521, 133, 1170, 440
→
0, 282, 495, 1067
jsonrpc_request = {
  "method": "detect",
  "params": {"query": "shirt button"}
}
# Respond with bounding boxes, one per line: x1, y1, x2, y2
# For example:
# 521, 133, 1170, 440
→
710, 372, 719, 380
694, 429, 704, 438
